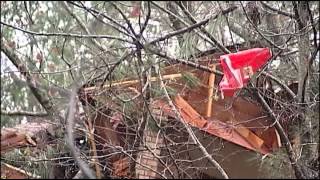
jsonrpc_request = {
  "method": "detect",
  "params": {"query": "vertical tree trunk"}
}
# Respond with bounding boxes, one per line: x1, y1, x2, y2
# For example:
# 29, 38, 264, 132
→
295, 1, 317, 178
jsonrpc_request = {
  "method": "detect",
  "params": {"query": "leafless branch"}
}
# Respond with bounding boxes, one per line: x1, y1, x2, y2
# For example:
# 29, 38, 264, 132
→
260, 1, 295, 19
65, 85, 96, 179
60, 1, 106, 53
149, 5, 237, 47
157, 69, 229, 179
239, 1, 285, 50
261, 72, 296, 98
1, 38, 60, 119
176, 1, 232, 54
151, 1, 215, 47
1, 110, 48, 117
0, 21, 133, 44
255, 88, 305, 179
143, 43, 224, 76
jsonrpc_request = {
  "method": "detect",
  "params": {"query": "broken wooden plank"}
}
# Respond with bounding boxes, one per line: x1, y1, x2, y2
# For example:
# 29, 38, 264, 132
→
233, 124, 264, 150
206, 64, 217, 117
172, 95, 270, 154
84, 73, 185, 92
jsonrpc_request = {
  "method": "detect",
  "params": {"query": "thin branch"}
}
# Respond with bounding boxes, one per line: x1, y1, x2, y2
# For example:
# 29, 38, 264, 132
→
239, 1, 285, 50
306, 2, 318, 49
68, 1, 133, 38
260, 1, 295, 19
148, 16, 211, 45
0, 21, 133, 44
1, 39, 58, 118
149, 5, 237, 46
261, 72, 296, 98
157, 69, 229, 179
217, 1, 238, 52
255, 88, 305, 179
140, 1, 151, 36
66, 85, 96, 179
1, 110, 48, 117
176, 1, 231, 54
60, 1, 106, 53
151, 1, 215, 47
143, 43, 224, 76
111, 2, 138, 38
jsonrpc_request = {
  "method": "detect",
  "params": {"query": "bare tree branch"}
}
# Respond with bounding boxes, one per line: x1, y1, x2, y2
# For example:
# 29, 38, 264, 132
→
239, 1, 285, 50
151, 1, 215, 47
143, 43, 224, 76
1, 38, 61, 119
261, 72, 296, 98
157, 69, 229, 179
176, 1, 231, 54
66, 85, 96, 179
60, 1, 107, 53
0, 21, 132, 44
260, 1, 295, 19
149, 4, 237, 46
1, 110, 48, 117
255, 88, 305, 179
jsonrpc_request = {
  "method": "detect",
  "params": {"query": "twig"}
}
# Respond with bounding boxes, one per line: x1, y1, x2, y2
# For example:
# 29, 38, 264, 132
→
176, 2, 231, 54
149, 5, 237, 46
0, 21, 132, 44
255, 89, 305, 179
61, 1, 113, 53
306, 2, 318, 49
157, 70, 229, 179
2, 163, 41, 179
260, 1, 295, 19
148, 15, 211, 45
1, 39, 59, 118
84, 117, 102, 178
140, 1, 151, 36
239, 1, 285, 50
261, 72, 296, 98
143, 43, 224, 76
151, 1, 215, 47
111, 2, 138, 38
68, 1, 132, 38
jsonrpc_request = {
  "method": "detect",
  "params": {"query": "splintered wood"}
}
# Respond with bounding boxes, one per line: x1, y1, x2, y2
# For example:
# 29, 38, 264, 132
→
206, 64, 217, 117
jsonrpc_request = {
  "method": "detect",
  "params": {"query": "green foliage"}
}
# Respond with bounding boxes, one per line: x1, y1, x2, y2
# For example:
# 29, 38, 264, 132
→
181, 72, 201, 88
2, 146, 56, 178
148, 116, 160, 132
179, 32, 199, 59
257, 148, 295, 179
152, 84, 177, 98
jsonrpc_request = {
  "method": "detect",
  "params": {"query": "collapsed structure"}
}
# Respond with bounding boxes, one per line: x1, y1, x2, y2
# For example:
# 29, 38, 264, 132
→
1, 48, 296, 179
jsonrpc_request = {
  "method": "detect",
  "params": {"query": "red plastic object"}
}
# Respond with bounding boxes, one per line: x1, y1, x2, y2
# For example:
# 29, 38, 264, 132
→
219, 48, 272, 96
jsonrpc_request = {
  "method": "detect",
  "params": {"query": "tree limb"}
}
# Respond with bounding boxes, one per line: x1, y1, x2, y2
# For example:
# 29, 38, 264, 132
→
261, 72, 296, 98
1, 39, 59, 118
255, 88, 305, 179
1, 110, 48, 117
